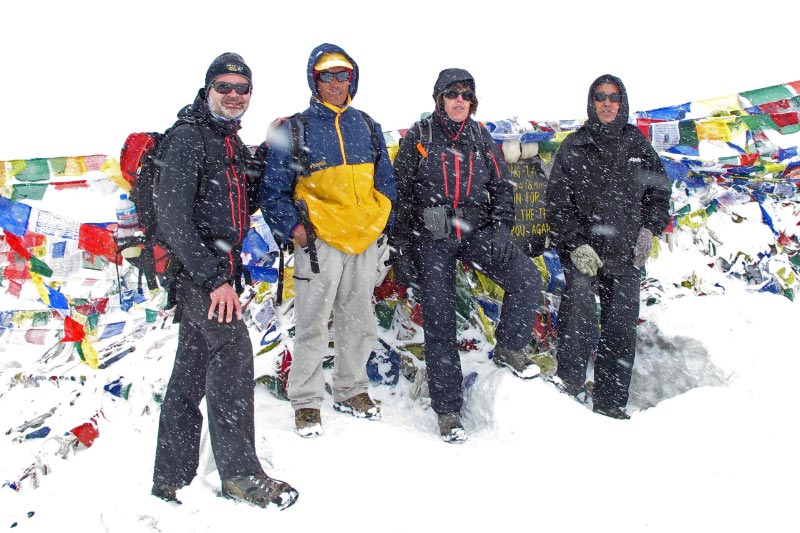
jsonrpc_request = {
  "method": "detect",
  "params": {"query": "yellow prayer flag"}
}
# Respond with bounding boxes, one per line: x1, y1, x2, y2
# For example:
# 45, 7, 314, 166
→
57, 157, 88, 177
80, 338, 99, 369
532, 255, 550, 288
763, 163, 786, 175
678, 208, 709, 230
473, 303, 496, 345
696, 119, 732, 142
30, 272, 50, 306
553, 131, 574, 143
695, 94, 743, 114
8, 160, 27, 177
100, 158, 130, 192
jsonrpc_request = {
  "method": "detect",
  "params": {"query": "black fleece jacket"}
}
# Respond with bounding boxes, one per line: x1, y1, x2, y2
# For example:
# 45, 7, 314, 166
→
546, 74, 671, 274
154, 90, 251, 292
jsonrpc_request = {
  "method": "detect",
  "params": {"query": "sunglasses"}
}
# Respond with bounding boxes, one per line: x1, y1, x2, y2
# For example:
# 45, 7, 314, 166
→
443, 89, 475, 101
212, 81, 251, 95
316, 70, 352, 83
593, 92, 622, 103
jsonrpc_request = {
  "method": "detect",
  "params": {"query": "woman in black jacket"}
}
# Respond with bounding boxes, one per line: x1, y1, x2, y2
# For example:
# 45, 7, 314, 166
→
546, 74, 671, 419
392, 68, 542, 443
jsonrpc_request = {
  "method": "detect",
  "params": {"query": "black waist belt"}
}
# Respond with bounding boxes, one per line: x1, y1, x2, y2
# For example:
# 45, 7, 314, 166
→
417, 205, 489, 240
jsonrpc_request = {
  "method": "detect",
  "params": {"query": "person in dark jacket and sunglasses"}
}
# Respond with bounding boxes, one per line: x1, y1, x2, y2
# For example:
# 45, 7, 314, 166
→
391, 68, 542, 443
151, 53, 298, 509
546, 74, 671, 419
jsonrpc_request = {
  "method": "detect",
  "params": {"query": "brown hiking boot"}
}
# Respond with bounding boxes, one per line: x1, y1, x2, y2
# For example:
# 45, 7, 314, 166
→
593, 405, 631, 420
438, 413, 467, 444
493, 344, 540, 380
333, 392, 381, 420
294, 408, 322, 438
151, 483, 182, 504
221, 474, 299, 510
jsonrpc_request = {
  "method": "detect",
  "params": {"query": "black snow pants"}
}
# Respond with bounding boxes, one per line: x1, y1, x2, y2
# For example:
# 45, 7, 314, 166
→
555, 263, 640, 410
153, 275, 263, 487
416, 225, 541, 415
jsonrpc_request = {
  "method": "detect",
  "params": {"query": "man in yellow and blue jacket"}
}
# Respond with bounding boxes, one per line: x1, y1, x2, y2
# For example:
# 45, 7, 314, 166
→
260, 43, 396, 438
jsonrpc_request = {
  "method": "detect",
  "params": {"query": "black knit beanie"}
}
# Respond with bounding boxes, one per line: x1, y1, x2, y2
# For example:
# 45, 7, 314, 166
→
205, 53, 252, 90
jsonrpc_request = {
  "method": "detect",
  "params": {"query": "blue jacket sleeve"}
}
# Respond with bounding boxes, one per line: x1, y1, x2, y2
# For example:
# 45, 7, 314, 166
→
259, 122, 300, 246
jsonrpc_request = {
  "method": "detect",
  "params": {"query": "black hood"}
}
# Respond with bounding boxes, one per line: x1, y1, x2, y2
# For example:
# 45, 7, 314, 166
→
585, 74, 629, 140
432, 68, 475, 100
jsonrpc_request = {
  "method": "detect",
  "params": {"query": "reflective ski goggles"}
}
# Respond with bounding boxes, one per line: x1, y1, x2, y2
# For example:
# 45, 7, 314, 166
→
315, 70, 352, 83
211, 82, 251, 95
442, 89, 475, 101
592, 92, 622, 103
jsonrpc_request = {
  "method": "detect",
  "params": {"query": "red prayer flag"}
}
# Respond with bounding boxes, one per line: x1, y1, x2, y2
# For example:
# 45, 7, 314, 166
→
3, 261, 31, 281
785, 80, 800, 94
62, 316, 85, 342
53, 180, 89, 190
770, 112, 799, 128
6, 279, 22, 297
22, 232, 46, 249
77, 224, 118, 263
70, 417, 99, 447
759, 99, 791, 114
3, 230, 30, 260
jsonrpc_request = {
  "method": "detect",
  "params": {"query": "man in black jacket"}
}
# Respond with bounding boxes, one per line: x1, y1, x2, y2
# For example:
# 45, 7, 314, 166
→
392, 68, 542, 443
151, 53, 298, 509
546, 74, 671, 419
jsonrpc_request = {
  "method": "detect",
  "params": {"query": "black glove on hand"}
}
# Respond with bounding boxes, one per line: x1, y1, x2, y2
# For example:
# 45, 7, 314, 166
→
490, 223, 516, 265
387, 237, 418, 289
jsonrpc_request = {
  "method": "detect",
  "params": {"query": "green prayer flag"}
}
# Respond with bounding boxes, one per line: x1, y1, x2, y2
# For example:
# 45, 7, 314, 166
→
14, 158, 50, 182
49, 157, 67, 175
32, 311, 50, 327
740, 85, 793, 106
29, 256, 53, 277
86, 313, 99, 333
11, 183, 48, 201
678, 120, 698, 146
739, 114, 778, 132
145, 308, 159, 323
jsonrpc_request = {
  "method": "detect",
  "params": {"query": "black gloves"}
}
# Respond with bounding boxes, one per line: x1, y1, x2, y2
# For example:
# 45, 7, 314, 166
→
490, 223, 516, 265
386, 235, 418, 290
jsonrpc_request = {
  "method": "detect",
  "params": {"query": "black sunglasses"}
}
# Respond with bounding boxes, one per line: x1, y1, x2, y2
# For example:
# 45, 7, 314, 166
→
212, 82, 251, 95
316, 70, 352, 83
593, 92, 622, 103
443, 89, 475, 101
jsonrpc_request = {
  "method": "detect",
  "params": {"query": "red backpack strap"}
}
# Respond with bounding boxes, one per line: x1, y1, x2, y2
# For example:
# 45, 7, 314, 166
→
120, 132, 157, 185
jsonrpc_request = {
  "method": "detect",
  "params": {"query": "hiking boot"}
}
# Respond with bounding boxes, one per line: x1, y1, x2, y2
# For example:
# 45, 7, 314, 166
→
593, 405, 631, 420
151, 483, 182, 504
438, 413, 467, 444
294, 408, 323, 438
333, 392, 381, 420
221, 474, 299, 510
549, 376, 589, 405
492, 344, 540, 379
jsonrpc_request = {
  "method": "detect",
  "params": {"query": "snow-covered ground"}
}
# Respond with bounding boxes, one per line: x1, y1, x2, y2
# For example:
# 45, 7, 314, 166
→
2, 185, 798, 532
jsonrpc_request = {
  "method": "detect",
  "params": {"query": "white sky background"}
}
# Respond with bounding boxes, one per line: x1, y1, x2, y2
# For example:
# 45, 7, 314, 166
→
3, 0, 800, 160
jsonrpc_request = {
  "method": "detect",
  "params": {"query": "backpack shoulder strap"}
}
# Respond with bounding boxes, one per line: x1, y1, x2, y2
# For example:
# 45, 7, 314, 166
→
165, 122, 222, 202
356, 109, 381, 162
289, 113, 309, 178
417, 117, 433, 146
